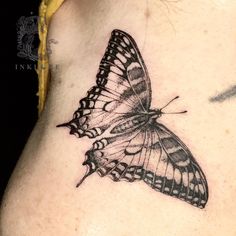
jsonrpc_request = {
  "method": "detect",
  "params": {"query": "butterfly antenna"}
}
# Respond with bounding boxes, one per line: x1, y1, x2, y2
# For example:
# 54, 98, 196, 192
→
160, 96, 179, 111
162, 110, 187, 115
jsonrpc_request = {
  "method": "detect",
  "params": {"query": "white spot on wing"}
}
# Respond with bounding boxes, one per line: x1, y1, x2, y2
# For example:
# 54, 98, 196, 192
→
131, 48, 135, 54
78, 129, 83, 134
117, 165, 126, 171
173, 190, 179, 194
101, 138, 108, 146
104, 101, 116, 112
117, 46, 123, 52
199, 184, 205, 194
117, 53, 127, 63
123, 36, 130, 45
189, 183, 195, 190
125, 53, 131, 58
83, 110, 90, 115
121, 42, 126, 47
111, 171, 120, 179
156, 184, 162, 189
91, 162, 96, 170
79, 117, 86, 125
195, 171, 201, 180
147, 173, 153, 178
106, 162, 116, 168
81, 100, 86, 107
155, 179, 162, 184
174, 168, 181, 184
114, 59, 125, 70
166, 164, 174, 180
110, 66, 123, 75
182, 171, 189, 187
189, 172, 194, 181
89, 101, 94, 108
95, 128, 102, 135
129, 167, 135, 171
125, 173, 132, 178
193, 197, 199, 202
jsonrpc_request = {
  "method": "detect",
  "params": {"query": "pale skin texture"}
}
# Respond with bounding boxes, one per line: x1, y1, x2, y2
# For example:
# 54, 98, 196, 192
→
1, 0, 236, 235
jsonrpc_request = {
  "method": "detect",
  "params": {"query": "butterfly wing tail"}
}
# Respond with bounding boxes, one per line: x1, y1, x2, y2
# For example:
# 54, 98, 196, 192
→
76, 151, 99, 187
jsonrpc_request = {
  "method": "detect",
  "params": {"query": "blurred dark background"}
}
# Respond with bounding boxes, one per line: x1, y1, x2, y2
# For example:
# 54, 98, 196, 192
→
2, 0, 40, 200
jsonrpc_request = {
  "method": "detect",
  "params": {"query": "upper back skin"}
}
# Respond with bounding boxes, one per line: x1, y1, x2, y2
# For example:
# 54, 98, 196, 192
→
1, 0, 236, 235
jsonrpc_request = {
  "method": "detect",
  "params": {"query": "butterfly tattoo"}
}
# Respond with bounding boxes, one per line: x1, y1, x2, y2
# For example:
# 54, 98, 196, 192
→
57, 29, 208, 208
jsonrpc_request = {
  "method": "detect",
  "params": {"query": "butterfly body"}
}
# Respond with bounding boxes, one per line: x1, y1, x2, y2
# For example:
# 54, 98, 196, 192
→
58, 29, 208, 208
110, 109, 161, 135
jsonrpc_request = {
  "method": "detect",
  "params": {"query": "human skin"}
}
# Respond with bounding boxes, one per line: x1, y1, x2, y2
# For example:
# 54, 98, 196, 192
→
1, 0, 236, 235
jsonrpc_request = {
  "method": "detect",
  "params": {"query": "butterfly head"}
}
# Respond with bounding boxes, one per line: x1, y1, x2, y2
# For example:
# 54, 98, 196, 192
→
149, 109, 163, 119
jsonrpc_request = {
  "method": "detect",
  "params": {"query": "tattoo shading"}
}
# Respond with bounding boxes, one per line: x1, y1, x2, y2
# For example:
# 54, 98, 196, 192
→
209, 85, 236, 103
57, 29, 208, 208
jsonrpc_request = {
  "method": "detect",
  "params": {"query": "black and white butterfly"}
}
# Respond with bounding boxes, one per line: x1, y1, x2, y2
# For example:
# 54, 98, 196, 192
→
58, 29, 208, 208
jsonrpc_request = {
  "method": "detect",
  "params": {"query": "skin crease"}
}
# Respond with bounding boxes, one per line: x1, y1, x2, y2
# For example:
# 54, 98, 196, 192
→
1, 0, 236, 235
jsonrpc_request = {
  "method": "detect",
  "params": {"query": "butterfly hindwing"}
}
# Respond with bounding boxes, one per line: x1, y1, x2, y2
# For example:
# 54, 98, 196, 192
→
80, 120, 208, 208
149, 122, 208, 208
58, 30, 151, 138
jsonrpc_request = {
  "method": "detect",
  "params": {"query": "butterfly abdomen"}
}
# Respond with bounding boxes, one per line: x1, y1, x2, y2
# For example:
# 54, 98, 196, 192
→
110, 115, 148, 134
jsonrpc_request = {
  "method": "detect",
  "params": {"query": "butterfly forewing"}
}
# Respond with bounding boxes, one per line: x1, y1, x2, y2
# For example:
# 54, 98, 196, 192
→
59, 29, 151, 139
100, 30, 152, 110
